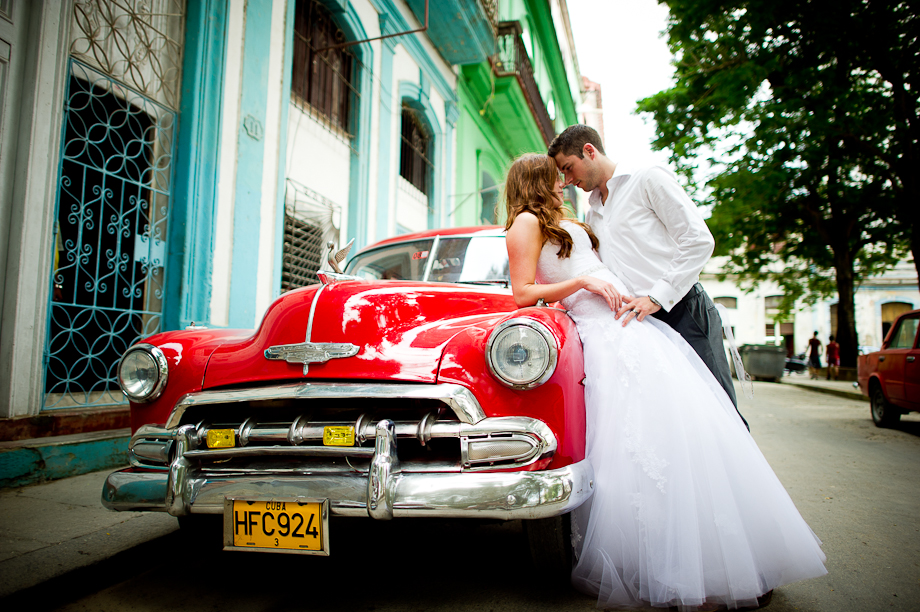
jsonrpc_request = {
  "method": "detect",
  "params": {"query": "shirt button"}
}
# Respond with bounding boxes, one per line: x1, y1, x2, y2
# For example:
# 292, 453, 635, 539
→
669, 300, 674, 304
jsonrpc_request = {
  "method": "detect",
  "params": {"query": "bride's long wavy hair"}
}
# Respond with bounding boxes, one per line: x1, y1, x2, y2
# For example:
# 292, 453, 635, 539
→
503, 153, 598, 259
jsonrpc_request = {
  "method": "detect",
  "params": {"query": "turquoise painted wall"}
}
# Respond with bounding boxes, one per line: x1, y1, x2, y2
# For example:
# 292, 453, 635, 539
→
228, 0, 274, 328
166, 0, 228, 330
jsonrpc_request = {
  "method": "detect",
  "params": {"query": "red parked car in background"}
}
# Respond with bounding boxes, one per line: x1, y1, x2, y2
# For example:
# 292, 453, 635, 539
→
103, 226, 592, 573
858, 309, 920, 427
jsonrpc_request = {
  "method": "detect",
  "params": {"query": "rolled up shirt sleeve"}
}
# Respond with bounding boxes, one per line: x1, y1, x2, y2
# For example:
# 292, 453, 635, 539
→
643, 167, 714, 311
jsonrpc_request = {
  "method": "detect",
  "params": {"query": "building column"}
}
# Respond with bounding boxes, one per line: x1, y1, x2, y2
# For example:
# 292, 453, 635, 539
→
375, 13, 398, 241
166, 0, 228, 330
227, 0, 274, 328
342, 6, 373, 250
0, 0, 72, 418
442, 100, 459, 228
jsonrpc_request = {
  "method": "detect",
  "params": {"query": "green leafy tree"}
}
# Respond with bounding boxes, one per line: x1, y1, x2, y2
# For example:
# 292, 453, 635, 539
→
639, 0, 917, 367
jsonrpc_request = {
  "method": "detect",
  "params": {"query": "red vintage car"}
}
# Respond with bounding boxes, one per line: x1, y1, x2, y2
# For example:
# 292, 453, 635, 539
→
103, 226, 593, 570
858, 309, 920, 427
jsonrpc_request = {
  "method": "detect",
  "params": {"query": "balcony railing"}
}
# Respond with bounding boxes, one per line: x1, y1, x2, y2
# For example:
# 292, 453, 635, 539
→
480, 0, 499, 36
492, 21, 555, 146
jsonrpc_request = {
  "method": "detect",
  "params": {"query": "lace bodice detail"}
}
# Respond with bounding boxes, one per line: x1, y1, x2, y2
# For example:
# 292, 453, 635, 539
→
536, 221, 627, 311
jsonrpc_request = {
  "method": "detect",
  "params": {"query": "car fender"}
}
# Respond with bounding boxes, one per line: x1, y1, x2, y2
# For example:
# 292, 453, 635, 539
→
436, 306, 586, 470
125, 329, 251, 432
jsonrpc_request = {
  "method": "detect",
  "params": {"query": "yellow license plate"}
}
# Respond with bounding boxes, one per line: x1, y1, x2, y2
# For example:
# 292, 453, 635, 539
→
323, 425, 355, 446
223, 497, 329, 555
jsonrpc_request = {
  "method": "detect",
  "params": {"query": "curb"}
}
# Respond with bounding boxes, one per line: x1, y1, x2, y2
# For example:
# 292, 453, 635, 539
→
782, 381, 867, 403
0, 430, 130, 488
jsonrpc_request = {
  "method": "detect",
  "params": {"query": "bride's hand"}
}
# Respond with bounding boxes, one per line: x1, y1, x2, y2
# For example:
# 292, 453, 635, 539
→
580, 277, 624, 311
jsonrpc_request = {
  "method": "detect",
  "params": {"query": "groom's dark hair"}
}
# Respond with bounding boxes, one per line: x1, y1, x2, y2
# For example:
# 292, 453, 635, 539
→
548, 124, 606, 158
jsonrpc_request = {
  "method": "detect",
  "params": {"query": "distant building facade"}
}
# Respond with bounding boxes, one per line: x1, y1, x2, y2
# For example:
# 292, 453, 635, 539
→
700, 258, 919, 356
579, 75, 604, 147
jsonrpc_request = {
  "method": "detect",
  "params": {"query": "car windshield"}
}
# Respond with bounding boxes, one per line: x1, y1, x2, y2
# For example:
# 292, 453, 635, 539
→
345, 236, 510, 284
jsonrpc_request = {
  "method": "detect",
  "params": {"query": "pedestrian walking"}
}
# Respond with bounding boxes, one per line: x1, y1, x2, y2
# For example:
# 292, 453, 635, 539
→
826, 335, 840, 380
808, 331, 823, 379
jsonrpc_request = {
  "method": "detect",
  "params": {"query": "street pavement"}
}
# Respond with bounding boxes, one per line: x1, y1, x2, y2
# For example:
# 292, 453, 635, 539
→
0, 377, 909, 610
0, 470, 178, 600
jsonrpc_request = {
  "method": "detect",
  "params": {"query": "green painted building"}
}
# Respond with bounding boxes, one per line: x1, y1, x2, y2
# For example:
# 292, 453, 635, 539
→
453, 0, 583, 227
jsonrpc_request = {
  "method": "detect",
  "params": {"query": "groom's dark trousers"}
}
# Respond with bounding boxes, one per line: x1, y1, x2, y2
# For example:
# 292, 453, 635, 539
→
651, 283, 749, 431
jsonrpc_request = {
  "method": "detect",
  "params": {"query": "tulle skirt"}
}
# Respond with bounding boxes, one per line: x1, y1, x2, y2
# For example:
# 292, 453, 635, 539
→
567, 289, 827, 610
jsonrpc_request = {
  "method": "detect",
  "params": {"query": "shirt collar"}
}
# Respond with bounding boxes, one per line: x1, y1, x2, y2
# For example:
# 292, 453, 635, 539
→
588, 161, 632, 211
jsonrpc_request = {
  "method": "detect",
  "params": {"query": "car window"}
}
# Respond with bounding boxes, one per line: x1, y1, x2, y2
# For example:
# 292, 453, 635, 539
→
428, 237, 509, 283
890, 317, 919, 349
347, 239, 434, 280
346, 236, 510, 283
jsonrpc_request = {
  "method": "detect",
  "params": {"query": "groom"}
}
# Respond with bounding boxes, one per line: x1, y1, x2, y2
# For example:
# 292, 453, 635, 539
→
549, 125, 746, 426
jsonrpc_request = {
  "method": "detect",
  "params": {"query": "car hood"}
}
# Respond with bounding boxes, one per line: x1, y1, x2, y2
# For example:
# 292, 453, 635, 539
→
203, 280, 516, 388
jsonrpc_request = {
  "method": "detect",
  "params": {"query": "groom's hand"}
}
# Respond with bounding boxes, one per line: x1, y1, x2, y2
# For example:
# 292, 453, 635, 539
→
616, 296, 661, 326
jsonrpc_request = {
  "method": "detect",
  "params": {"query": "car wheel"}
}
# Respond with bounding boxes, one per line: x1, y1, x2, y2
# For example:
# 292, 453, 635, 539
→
524, 513, 573, 586
871, 385, 901, 428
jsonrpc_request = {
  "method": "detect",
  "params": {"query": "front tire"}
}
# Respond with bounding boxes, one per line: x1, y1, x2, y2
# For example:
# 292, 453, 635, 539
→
524, 513, 573, 585
871, 385, 901, 428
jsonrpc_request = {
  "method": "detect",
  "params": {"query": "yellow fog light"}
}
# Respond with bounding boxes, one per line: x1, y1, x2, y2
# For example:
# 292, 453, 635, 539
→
323, 426, 355, 447
207, 429, 236, 449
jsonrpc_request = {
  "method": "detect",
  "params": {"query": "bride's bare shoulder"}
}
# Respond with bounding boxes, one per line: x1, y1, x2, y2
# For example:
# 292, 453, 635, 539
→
508, 211, 540, 234
510, 210, 538, 224
507, 212, 543, 250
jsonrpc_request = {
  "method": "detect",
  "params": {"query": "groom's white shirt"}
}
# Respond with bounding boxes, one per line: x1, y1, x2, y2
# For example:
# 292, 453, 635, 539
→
585, 163, 714, 312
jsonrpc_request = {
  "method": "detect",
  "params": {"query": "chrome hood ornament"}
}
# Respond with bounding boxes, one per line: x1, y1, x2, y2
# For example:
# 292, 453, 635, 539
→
274, 237, 360, 374
264, 341, 359, 375
327, 238, 355, 274
318, 238, 358, 285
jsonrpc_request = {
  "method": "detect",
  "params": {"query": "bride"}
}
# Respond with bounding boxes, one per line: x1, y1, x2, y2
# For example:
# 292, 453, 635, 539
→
503, 154, 827, 610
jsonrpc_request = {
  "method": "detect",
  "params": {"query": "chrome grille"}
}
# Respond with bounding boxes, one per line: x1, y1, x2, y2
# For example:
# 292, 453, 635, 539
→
128, 383, 555, 474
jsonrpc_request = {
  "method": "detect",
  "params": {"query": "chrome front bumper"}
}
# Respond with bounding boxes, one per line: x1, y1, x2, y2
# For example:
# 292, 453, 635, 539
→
103, 418, 594, 520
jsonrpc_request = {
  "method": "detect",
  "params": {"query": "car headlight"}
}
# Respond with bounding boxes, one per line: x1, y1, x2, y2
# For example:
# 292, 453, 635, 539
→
486, 319, 558, 390
118, 343, 168, 402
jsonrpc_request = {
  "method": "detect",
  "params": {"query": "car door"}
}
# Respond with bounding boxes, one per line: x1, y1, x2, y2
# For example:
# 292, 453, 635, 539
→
880, 314, 919, 408
900, 315, 920, 409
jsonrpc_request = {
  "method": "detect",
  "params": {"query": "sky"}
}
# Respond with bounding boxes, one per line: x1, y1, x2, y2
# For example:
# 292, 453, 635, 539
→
565, 0, 677, 169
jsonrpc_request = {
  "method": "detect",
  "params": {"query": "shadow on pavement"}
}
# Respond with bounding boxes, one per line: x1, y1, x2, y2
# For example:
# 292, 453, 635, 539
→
892, 416, 920, 437
10, 518, 592, 611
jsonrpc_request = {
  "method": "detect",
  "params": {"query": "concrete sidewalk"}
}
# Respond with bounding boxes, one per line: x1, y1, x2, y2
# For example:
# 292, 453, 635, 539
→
0, 468, 178, 600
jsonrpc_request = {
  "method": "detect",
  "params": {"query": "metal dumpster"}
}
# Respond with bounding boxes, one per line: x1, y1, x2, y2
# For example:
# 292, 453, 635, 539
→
738, 344, 787, 382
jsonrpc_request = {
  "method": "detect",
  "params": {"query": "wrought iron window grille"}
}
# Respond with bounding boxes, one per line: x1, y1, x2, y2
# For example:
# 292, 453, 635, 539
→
44, 0, 185, 410
291, 0, 359, 137
399, 106, 433, 196
46, 59, 178, 409
281, 179, 341, 291
70, 0, 186, 112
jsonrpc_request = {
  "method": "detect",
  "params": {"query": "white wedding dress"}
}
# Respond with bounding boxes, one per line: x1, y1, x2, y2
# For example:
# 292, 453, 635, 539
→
536, 222, 827, 610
